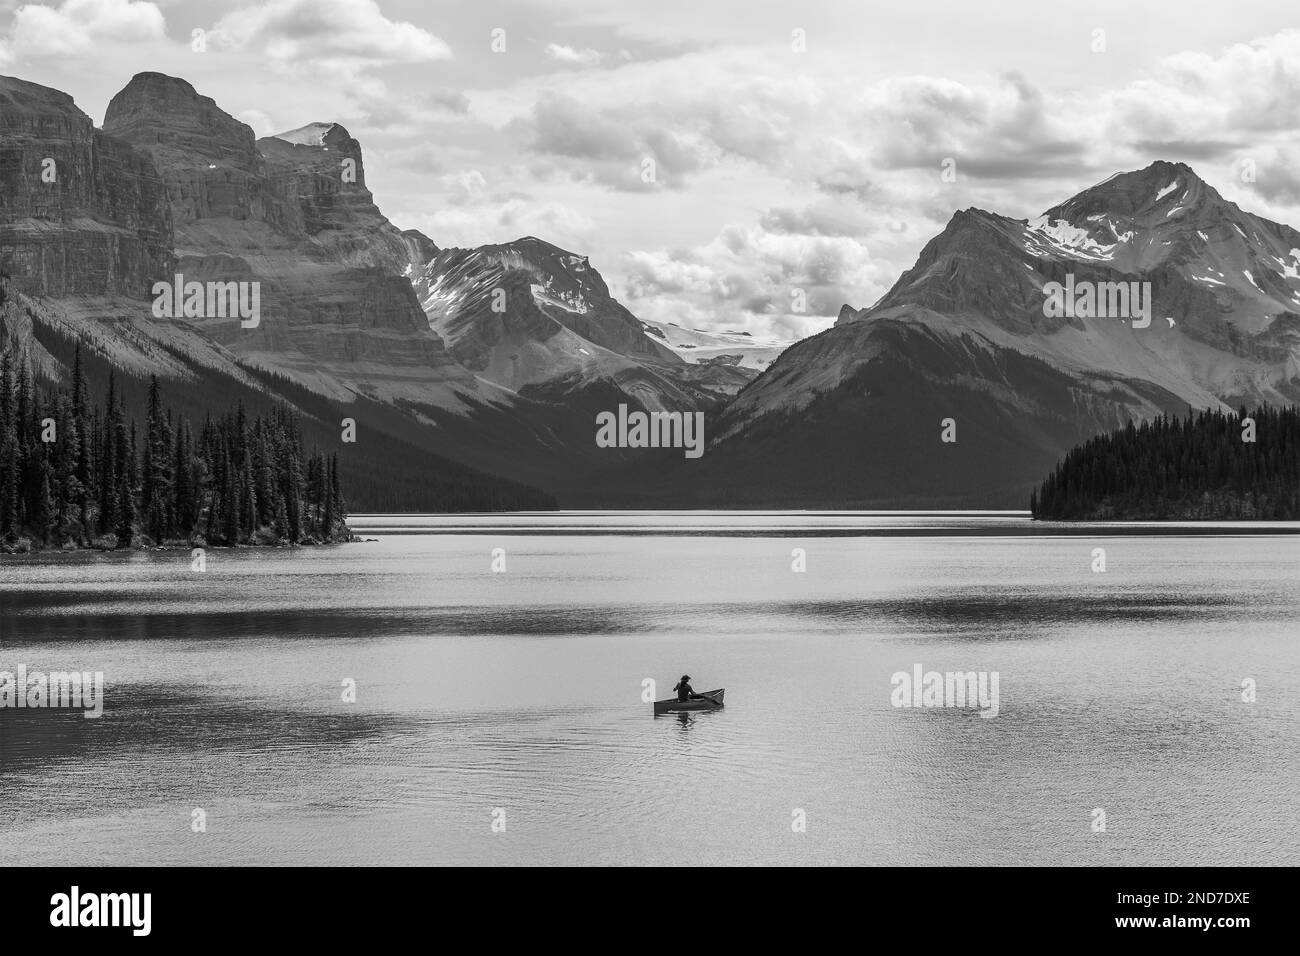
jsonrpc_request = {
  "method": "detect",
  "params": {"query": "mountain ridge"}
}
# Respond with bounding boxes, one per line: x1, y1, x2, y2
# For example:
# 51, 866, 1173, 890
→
4, 70, 1296, 509
611, 160, 1300, 507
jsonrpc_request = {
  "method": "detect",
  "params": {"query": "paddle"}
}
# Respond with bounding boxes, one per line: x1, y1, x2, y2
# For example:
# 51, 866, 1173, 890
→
698, 691, 722, 706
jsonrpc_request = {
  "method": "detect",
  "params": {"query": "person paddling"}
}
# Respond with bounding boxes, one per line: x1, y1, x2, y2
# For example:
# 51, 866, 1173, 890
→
674, 674, 704, 702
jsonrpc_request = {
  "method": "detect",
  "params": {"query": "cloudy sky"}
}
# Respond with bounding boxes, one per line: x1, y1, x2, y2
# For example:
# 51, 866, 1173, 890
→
3, 0, 1300, 340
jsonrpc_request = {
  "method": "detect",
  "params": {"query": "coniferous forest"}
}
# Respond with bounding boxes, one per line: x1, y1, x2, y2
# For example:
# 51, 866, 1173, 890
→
1031, 405, 1300, 520
0, 345, 352, 551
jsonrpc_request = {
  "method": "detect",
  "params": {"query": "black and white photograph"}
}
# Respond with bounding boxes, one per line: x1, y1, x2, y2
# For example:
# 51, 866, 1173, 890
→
0, 0, 1294, 931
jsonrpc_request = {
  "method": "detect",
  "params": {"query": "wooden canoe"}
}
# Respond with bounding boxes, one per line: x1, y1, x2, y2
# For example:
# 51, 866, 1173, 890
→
653, 689, 724, 715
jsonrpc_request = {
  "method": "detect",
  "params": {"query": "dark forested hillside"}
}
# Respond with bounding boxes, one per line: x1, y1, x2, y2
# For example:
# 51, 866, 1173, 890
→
1031, 406, 1300, 520
15, 311, 557, 515
0, 345, 351, 550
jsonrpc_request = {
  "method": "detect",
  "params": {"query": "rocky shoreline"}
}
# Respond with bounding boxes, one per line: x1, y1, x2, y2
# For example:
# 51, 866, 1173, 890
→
2, 530, 359, 555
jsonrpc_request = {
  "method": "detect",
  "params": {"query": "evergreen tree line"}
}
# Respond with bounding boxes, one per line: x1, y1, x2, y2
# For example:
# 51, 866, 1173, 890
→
0, 345, 351, 550
1031, 405, 1300, 520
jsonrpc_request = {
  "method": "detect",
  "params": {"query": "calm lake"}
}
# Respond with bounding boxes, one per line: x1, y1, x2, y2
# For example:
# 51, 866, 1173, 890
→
2, 512, 1297, 866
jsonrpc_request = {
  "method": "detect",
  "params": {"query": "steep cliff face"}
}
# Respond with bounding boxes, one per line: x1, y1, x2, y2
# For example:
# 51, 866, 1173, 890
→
101, 72, 476, 406
100, 71, 276, 228
401, 229, 439, 269
0, 75, 172, 298
256, 121, 417, 271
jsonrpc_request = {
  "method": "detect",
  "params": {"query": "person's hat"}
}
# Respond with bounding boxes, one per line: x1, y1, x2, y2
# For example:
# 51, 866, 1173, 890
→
680, 674, 691, 680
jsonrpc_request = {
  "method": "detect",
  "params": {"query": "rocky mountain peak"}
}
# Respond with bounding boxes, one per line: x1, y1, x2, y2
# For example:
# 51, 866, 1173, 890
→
401, 229, 440, 269
0, 74, 80, 119
104, 72, 259, 171
259, 122, 366, 186
1043, 160, 1218, 225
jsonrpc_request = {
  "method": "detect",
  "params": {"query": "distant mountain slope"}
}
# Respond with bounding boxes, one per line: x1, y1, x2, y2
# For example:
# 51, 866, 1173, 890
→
411, 235, 756, 408
601, 162, 1300, 507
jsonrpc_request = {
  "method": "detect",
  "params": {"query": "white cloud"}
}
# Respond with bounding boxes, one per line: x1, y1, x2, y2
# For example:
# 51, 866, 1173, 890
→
411, 196, 597, 252
235, 109, 276, 138
5, 0, 164, 56
212, 0, 450, 70
1104, 29, 1300, 149
467, 26, 1300, 338
440, 169, 488, 203
623, 225, 891, 340
545, 43, 603, 67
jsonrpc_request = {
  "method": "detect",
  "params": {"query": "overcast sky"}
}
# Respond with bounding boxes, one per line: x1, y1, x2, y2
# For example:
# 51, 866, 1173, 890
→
4, 0, 1300, 340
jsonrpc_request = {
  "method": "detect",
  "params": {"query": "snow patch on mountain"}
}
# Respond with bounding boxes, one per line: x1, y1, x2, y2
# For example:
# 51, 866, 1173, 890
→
1025, 215, 1120, 260
638, 317, 789, 370
272, 122, 337, 147
530, 279, 590, 314
1283, 250, 1300, 280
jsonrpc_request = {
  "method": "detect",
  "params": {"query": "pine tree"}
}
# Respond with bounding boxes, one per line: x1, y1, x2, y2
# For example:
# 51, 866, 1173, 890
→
99, 372, 119, 535
283, 444, 302, 544
115, 471, 133, 546
222, 449, 239, 546
323, 453, 335, 536
0, 351, 17, 539
173, 420, 194, 540
72, 344, 92, 540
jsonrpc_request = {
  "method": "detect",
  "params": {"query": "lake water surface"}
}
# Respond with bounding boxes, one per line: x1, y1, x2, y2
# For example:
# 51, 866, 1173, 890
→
2, 512, 1297, 866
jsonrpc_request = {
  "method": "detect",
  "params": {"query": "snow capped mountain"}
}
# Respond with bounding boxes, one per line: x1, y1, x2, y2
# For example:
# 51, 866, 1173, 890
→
628, 162, 1300, 508
1031, 161, 1300, 330
410, 235, 757, 410
415, 236, 675, 365
822, 160, 1300, 413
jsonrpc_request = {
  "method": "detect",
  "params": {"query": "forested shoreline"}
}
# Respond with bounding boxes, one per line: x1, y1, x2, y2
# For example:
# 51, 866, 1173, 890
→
1031, 405, 1300, 520
0, 346, 352, 552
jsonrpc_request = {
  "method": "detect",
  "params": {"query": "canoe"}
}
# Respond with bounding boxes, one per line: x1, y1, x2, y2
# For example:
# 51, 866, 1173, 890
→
653, 689, 724, 715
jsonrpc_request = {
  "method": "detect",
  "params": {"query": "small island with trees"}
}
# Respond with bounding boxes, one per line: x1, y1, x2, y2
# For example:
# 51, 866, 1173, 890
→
1, 346, 352, 552
1031, 405, 1300, 520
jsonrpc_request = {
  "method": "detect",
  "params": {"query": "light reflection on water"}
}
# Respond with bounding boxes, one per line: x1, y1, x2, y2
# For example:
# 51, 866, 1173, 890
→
1, 514, 1297, 865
